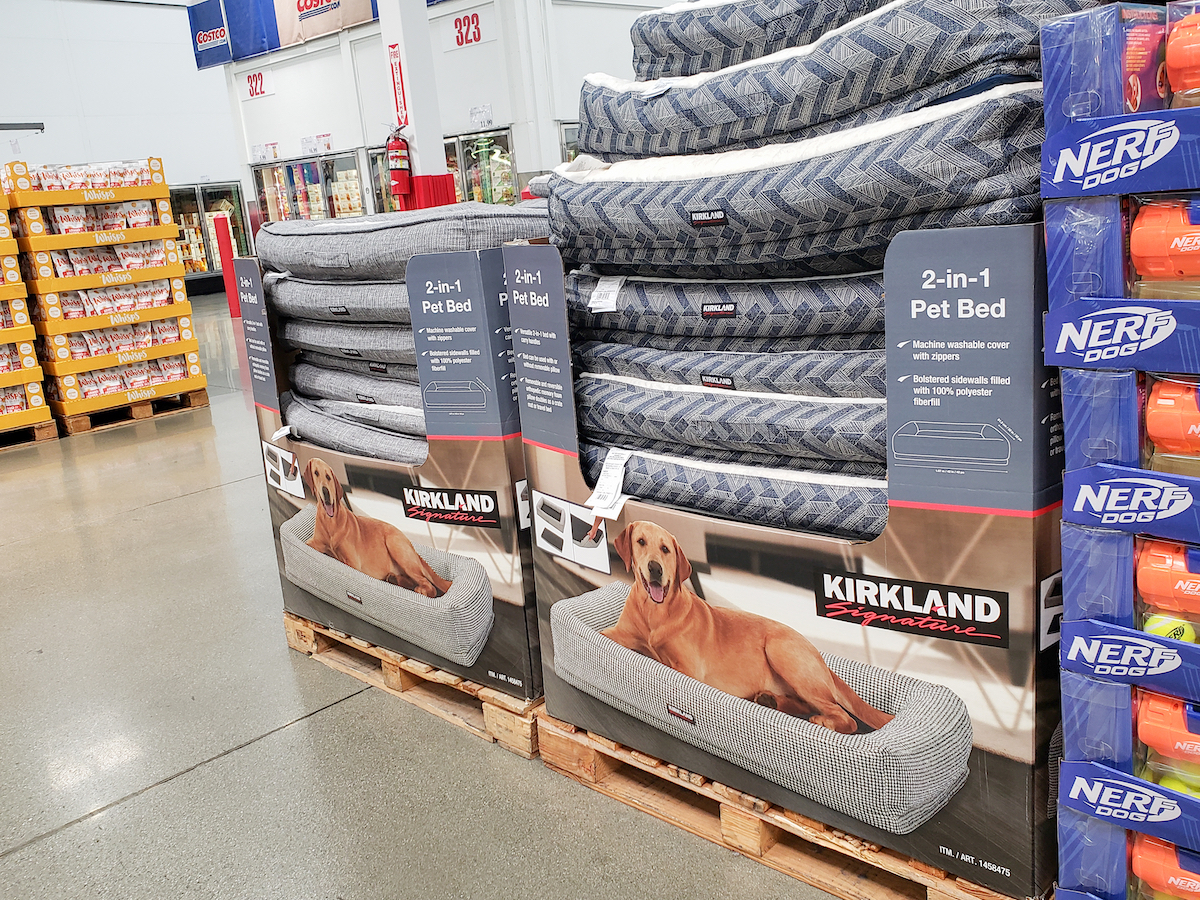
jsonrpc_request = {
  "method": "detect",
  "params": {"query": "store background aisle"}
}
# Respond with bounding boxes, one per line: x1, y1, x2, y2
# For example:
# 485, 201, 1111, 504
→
0, 293, 836, 899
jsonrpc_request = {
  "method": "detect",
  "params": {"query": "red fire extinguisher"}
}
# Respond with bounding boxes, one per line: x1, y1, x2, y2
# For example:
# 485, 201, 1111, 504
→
387, 129, 411, 200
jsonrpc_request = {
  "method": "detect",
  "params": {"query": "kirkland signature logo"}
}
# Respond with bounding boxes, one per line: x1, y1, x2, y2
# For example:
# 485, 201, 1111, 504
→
1053, 119, 1180, 189
1068, 776, 1182, 822
1054, 306, 1177, 362
195, 27, 228, 50
1065, 633, 1182, 677
1071, 476, 1193, 524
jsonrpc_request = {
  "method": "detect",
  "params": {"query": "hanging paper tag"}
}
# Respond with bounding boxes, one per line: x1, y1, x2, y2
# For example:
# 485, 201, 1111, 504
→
587, 276, 625, 313
585, 448, 632, 517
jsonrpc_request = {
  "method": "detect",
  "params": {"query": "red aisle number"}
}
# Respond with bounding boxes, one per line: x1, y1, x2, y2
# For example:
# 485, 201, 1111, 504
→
454, 13, 483, 46
247, 72, 267, 98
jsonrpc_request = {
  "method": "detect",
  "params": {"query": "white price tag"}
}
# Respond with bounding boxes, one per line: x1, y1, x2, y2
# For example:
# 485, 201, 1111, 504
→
585, 448, 632, 518
588, 276, 625, 313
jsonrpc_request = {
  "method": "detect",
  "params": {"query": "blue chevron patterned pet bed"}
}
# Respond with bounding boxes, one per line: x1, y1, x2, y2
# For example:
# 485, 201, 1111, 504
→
551, 83, 1043, 279
577, 330, 885, 353
566, 271, 884, 337
587, 435, 887, 477
630, 0, 894, 80
581, 441, 888, 538
576, 373, 886, 464
581, 0, 1085, 158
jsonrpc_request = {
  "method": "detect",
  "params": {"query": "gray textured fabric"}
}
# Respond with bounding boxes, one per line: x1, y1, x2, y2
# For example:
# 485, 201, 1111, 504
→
265, 274, 411, 324
567, 270, 884, 337
631, 0, 892, 80
552, 84, 1043, 278
299, 352, 420, 383
292, 362, 423, 408
574, 341, 885, 397
282, 395, 429, 465
586, 435, 887, 477
576, 373, 885, 463
583, 0, 1084, 158
310, 398, 426, 437
577, 330, 885, 353
257, 201, 549, 281
550, 581, 972, 833
281, 320, 416, 364
581, 440, 887, 538
280, 505, 494, 666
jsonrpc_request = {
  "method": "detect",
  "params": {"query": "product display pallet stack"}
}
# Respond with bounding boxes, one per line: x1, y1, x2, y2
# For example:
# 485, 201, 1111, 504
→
0, 159, 207, 435
1045, 6, 1200, 900
0, 188, 55, 450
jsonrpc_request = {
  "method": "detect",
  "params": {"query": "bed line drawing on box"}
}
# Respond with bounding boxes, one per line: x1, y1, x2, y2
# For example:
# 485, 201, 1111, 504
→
891, 421, 1012, 470
533, 489, 611, 574
423, 378, 490, 410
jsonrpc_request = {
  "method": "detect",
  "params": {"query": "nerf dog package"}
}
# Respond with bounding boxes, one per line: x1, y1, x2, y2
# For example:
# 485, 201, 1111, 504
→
507, 225, 1062, 898
238, 253, 542, 701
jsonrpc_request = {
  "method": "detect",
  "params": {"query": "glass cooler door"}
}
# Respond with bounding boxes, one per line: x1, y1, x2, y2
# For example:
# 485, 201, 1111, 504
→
369, 148, 400, 214
463, 130, 516, 205
169, 186, 209, 276
200, 183, 252, 270
322, 154, 365, 218
286, 160, 325, 220
253, 164, 293, 223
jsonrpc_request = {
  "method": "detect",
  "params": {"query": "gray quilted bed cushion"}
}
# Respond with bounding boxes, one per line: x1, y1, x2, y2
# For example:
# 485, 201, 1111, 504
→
580, 441, 887, 538
550, 581, 972, 833
299, 352, 419, 384
586, 435, 887, 477
257, 201, 549, 280
552, 83, 1043, 278
280, 505, 494, 666
282, 395, 429, 465
631, 0, 893, 80
291, 362, 423, 408
265, 274, 411, 324
281, 320, 416, 364
577, 330, 885, 353
576, 373, 885, 463
309, 399, 426, 437
567, 271, 884, 337
574, 341, 885, 398
583, 0, 1087, 159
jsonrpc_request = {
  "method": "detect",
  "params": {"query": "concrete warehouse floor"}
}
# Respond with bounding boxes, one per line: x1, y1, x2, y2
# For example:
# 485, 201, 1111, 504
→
0, 292, 841, 900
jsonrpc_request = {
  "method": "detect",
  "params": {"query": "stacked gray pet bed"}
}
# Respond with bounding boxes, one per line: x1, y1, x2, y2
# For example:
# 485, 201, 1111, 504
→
258, 202, 548, 463
280, 506, 494, 666
550, 582, 973, 831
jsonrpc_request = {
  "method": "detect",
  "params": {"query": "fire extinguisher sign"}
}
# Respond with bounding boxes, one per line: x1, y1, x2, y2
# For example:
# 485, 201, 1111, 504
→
389, 44, 409, 129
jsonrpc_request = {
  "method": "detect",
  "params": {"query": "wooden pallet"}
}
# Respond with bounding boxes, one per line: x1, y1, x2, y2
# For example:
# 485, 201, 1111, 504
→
537, 712, 1025, 900
0, 418, 57, 452
284, 612, 543, 758
58, 388, 209, 435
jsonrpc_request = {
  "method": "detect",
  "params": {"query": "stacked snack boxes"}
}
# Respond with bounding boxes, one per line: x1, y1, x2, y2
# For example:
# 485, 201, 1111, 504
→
0, 159, 206, 418
0, 189, 51, 434
1042, 5, 1200, 898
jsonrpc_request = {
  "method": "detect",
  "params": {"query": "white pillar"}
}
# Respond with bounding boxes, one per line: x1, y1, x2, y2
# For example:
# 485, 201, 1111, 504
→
376, 0, 448, 176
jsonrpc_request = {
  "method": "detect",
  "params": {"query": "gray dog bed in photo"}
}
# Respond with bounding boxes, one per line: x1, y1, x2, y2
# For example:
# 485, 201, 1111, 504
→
280, 320, 417, 365
265, 274, 411, 324
582, 0, 1083, 158
280, 506, 494, 666
291, 363, 423, 409
576, 330, 885, 353
580, 441, 888, 538
256, 201, 549, 281
550, 581, 972, 832
576, 373, 886, 464
551, 83, 1043, 278
566, 271, 884, 337
299, 352, 420, 384
282, 396, 428, 465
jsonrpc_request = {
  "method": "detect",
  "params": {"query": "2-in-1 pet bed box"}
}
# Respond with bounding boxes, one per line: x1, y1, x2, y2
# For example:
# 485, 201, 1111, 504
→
566, 270, 885, 338
280, 506, 495, 666
575, 373, 886, 464
282, 396, 429, 465
580, 0, 1080, 158
291, 363, 423, 409
576, 330, 886, 353
281, 321, 416, 365
580, 442, 888, 538
630, 0, 894, 79
298, 352, 419, 384
575, 341, 886, 398
550, 83, 1043, 278
423, 380, 489, 410
549, 582, 972, 833
264, 274, 412, 324
891, 421, 1013, 468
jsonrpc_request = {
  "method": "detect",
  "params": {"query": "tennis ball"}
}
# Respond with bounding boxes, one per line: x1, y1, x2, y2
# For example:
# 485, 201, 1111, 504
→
1144, 615, 1198, 643
1157, 775, 1200, 797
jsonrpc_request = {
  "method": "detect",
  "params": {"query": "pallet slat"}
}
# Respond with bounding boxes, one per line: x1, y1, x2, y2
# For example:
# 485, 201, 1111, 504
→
58, 388, 209, 435
0, 417, 57, 451
536, 712, 1023, 900
283, 612, 542, 758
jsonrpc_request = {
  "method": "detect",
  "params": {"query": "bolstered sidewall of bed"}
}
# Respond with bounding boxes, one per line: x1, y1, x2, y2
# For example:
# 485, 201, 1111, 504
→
504, 228, 1063, 897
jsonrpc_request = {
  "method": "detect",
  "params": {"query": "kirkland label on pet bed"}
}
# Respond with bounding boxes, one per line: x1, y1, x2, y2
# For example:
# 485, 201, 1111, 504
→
884, 224, 1062, 511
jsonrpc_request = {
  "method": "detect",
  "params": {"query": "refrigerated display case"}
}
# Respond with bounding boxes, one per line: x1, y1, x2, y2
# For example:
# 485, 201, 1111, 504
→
445, 130, 517, 205
368, 148, 400, 214
168, 182, 252, 280
252, 152, 366, 224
